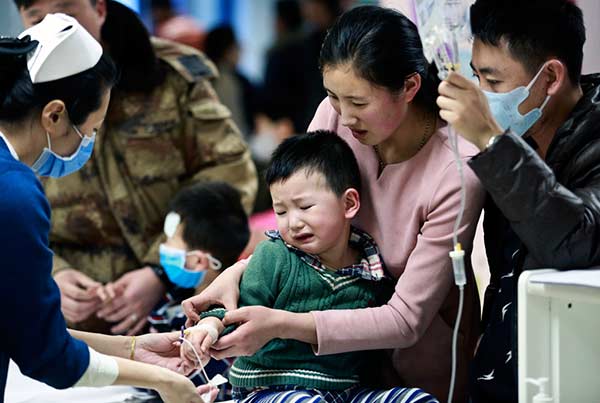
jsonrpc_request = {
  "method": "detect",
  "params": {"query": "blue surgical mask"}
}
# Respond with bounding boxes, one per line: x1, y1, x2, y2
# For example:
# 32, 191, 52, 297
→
159, 243, 222, 288
31, 125, 96, 177
483, 64, 551, 137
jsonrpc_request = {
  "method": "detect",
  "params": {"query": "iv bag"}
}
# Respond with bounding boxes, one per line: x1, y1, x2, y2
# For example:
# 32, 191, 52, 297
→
415, 0, 473, 79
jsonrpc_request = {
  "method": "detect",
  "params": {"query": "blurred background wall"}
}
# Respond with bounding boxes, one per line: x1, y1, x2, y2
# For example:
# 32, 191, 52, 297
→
2, 0, 597, 91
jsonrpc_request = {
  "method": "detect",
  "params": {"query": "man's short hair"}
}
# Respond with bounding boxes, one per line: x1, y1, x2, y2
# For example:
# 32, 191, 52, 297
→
266, 130, 361, 196
169, 182, 249, 268
470, 0, 585, 84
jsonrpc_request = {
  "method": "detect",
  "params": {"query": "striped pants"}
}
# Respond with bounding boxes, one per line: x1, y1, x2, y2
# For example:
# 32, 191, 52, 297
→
237, 386, 440, 403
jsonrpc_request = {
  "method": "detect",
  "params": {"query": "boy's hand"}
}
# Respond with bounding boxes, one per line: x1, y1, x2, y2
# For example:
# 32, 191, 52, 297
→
181, 317, 223, 368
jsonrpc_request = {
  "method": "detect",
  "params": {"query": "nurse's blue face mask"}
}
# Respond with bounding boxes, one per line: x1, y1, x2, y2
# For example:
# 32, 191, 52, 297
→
483, 64, 551, 137
159, 243, 222, 289
31, 124, 96, 178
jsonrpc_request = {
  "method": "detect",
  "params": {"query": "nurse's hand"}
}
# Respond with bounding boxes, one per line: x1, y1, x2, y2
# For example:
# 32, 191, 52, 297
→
96, 267, 166, 335
157, 371, 217, 403
54, 269, 103, 323
197, 384, 219, 403
136, 331, 193, 374
182, 258, 249, 326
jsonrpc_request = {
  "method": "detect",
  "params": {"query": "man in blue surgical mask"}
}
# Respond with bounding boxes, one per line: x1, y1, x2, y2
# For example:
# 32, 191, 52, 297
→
436, 0, 600, 402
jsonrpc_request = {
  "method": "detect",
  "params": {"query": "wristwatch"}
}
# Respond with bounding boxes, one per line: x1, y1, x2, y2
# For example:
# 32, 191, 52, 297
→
486, 134, 501, 149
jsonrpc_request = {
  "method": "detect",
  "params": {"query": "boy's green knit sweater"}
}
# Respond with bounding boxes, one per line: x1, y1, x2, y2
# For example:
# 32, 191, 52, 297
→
201, 233, 385, 391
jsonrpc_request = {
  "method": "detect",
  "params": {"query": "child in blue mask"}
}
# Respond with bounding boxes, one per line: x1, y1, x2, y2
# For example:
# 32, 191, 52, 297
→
148, 181, 250, 399
150, 181, 250, 332
180, 131, 439, 403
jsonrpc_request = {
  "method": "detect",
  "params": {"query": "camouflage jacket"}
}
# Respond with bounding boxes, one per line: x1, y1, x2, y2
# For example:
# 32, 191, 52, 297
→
44, 38, 257, 283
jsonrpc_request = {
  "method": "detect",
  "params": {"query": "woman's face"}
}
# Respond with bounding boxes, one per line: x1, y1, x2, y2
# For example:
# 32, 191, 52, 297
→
50, 88, 111, 157
323, 64, 408, 146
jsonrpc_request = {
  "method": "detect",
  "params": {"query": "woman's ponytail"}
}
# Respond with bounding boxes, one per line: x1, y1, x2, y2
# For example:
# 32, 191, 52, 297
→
0, 37, 37, 121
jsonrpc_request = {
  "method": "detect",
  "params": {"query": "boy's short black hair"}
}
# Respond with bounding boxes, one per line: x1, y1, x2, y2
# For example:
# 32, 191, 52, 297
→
266, 130, 361, 196
470, 0, 585, 84
169, 182, 249, 268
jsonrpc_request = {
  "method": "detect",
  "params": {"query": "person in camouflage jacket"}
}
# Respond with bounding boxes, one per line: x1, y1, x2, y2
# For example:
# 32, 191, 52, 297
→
17, 0, 257, 335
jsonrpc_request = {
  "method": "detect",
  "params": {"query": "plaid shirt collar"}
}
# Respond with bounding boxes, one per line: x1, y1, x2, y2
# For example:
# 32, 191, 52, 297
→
265, 226, 387, 281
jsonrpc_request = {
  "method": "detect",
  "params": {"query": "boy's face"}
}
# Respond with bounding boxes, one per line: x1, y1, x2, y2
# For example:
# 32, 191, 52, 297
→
271, 170, 357, 261
163, 222, 220, 272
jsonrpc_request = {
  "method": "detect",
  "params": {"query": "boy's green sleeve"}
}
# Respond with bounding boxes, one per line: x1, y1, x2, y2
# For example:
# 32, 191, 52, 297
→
238, 239, 288, 308
199, 307, 227, 320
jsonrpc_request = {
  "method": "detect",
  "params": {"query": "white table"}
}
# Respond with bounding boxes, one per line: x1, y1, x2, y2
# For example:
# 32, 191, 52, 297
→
518, 269, 600, 402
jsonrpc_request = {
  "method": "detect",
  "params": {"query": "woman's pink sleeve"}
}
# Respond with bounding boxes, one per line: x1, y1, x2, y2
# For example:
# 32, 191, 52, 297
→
311, 161, 485, 355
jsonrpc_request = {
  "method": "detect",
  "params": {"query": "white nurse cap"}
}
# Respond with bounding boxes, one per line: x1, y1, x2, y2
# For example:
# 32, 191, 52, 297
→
18, 13, 102, 84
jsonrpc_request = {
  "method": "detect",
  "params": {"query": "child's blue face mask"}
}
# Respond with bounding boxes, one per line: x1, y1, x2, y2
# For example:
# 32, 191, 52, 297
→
483, 64, 551, 137
159, 243, 222, 289
31, 125, 96, 178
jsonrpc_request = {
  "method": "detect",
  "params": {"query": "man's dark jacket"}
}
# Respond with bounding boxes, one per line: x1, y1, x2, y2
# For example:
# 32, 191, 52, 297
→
468, 74, 600, 403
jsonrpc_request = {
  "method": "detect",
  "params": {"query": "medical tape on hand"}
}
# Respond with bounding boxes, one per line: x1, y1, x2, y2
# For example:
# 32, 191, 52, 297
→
192, 323, 219, 345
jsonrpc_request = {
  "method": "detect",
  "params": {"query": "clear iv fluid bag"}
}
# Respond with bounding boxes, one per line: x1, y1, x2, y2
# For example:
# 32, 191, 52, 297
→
414, 0, 472, 79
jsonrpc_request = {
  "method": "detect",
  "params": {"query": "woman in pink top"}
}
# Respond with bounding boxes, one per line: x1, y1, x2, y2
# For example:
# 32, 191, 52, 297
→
183, 6, 484, 403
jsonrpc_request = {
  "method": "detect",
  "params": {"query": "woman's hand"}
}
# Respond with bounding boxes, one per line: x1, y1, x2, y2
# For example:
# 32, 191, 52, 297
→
136, 331, 191, 374
210, 308, 317, 359
182, 259, 249, 326
209, 306, 285, 359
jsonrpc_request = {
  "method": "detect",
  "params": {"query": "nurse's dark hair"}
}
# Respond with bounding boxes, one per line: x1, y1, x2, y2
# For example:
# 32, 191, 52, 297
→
0, 38, 117, 126
266, 130, 361, 197
319, 5, 440, 113
169, 182, 250, 268
470, 0, 585, 84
